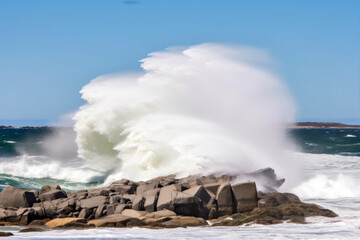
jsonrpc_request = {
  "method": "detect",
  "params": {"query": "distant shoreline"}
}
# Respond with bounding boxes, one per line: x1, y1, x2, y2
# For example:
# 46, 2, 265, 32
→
1, 122, 360, 129
291, 122, 360, 129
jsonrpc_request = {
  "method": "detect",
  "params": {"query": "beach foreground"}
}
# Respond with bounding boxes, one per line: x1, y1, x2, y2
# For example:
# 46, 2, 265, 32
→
0, 168, 337, 236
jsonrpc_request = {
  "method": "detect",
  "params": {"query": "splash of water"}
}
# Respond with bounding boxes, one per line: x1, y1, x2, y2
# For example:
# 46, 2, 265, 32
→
73, 43, 297, 186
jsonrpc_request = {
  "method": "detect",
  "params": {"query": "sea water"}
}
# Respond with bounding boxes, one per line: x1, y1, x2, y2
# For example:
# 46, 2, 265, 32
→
0, 128, 359, 239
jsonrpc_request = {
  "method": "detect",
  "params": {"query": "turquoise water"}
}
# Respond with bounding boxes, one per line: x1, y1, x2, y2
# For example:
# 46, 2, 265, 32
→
0, 127, 359, 191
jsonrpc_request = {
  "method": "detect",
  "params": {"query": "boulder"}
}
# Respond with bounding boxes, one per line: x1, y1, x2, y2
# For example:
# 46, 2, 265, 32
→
80, 196, 107, 209
161, 216, 207, 228
204, 182, 222, 195
121, 209, 148, 219
172, 192, 204, 217
94, 199, 109, 218
110, 184, 135, 194
132, 195, 145, 211
0, 186, 37, 208
45, 218, 86, 228
136, 181, 159, 195
232, 182, 258, 212
216, 182, 235, 216
111, 179, 129, 185
39, 190, 67, 202
106, 204, 117, 215
143, 188, 160, 212
41, 200, 58, 217
156, 185, 180, 211
78, 208, 92, 219
184, 185, 211, 205
114, 204, 127, 214
145, 209, 177, 218
40, 185, 61, 194
88, 214, 141, 227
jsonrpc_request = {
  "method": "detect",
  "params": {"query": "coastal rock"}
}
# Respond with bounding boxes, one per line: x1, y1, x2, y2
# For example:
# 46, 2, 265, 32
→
0, 186, 37, 208
40, 185, 61, 195
80, 196, 107, 209
45, 218, 86, 228
161, 216, 207, 228
132, 195, 145, 211
136, 181, 159, 195
232, 182, 258, 212
88, 214, 141, 227
145, 209, 177, 218
216, 182, 235, 216
39, 190, 67, 202
121, 209, 148, 219
156, 185, 180, 211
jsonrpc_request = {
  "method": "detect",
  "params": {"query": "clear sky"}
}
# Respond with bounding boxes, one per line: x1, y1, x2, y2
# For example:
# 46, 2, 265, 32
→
0, 0, 359, 126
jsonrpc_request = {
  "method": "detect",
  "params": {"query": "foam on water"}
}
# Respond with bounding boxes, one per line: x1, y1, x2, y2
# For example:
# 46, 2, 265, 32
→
0, 155, 104, 185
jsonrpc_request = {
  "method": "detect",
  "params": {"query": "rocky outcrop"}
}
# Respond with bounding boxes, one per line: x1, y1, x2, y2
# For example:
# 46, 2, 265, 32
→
0, 169, 338, 229
0, 186, 36, 208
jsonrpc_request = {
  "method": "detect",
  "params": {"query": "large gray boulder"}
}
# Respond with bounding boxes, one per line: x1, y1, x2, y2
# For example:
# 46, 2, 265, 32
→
216, 182, 235, 216
80, 196, 107, 209
0, 186, 37, 208
39, 190, 67, 202
156, 184, 180, 211
143, 188, 160, 212
40, 184, 61, 194
231, 182, 257, 212
136, 181, 159, 195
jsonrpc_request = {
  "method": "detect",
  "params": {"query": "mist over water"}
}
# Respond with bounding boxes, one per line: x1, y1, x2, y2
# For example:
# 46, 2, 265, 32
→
73, 44, 298, 186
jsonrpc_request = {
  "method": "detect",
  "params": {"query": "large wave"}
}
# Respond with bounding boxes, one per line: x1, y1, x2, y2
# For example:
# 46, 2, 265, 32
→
73, 44, 298, 186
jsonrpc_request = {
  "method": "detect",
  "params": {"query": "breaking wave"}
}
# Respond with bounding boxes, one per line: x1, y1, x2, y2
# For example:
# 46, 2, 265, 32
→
73, 43, 298, 186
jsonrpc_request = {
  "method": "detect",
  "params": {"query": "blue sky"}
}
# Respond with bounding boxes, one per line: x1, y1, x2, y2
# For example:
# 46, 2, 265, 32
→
0, 0, 359, 126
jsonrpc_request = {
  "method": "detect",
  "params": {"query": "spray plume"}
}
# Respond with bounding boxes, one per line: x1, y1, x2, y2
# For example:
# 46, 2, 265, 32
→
73, 43, 297, 187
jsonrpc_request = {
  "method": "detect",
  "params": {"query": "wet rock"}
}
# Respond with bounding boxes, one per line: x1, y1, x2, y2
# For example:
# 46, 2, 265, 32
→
19, 227, 45, 232
156, 185, 181, 211
114, 204, 126, 214
121, 209, 148, 219
143, 189, 159, 212
88, 214, 139, 227
0, 186, 37, 208
132, 195, 145, 211
39, 190, 67, 202
232, 182, 258, 212
80, 196, 107, 209
28, 219, 51, 226
136, 181, 159, 195
0, 232, 13, 237
216, 182, 235, 216
145, 209, 177, 218
45, 218, 87, 228
94, 199, 109, 218
40, 185, 61, 194
204, 182, 222, 195
258, 196, 279, 208
161, 216, 207, 228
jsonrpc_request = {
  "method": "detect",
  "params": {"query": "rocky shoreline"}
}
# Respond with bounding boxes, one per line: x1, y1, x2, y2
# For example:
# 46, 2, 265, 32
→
0, 168, 337, 235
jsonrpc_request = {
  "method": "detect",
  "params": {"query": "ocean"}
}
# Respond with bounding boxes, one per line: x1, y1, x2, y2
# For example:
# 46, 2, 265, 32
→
0, 127, 360, 239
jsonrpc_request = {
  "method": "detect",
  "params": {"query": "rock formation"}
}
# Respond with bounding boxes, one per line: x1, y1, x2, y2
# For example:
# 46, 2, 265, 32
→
0, 168, 338, 230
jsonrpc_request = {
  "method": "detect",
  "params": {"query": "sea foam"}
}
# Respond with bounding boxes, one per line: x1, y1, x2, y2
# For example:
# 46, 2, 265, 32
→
73, 43, 298, 187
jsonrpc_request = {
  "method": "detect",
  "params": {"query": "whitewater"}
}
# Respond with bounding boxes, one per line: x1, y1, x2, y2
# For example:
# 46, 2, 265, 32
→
0, 44, 359, 238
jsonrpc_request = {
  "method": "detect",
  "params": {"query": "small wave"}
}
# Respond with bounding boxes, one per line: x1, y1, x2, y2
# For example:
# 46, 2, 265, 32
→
293, 174, 360, 199
3, 140, 16, 144
305, 142, 318, 146
0, 155, 106, 184
345, 134, 356, 138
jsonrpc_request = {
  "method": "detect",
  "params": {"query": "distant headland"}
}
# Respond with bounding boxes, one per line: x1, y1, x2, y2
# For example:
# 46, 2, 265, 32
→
291, 122, 360, 129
